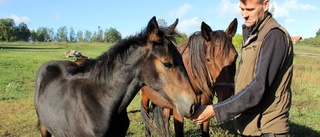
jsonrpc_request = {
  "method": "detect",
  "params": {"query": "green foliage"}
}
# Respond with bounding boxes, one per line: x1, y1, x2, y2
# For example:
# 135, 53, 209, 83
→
232, 34, 243, 51
316, 28, 320, 37
17, 22, 31, 41
77, 30, 84, 42
105, 27, 121, 43
56, 26, 68, 42
69, 27, 76, 42
84, 30, 92, 42
176, 32, 188, 45
299, 36, 320, 47
91, 31, 97, 42
35, 27, 50, 42
97, 26, 104, 42
0, 18, 17, 41
0, 18, 32, 42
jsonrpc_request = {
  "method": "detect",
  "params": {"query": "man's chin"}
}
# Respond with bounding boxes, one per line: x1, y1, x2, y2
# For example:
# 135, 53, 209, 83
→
245, 22, 254, 27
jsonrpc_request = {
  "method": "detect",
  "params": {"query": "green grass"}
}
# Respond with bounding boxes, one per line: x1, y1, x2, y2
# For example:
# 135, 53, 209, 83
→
0, 42, 320, 136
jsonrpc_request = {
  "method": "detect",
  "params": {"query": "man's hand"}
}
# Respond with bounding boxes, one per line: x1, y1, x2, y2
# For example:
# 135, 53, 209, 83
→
190, 105, 215, 124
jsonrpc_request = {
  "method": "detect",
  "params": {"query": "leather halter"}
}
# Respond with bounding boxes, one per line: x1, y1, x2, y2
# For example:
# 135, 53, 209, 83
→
206, 66, 235, 90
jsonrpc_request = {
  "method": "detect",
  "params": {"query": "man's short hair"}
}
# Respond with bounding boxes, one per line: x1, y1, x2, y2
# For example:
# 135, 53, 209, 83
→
240, 0, 264, 4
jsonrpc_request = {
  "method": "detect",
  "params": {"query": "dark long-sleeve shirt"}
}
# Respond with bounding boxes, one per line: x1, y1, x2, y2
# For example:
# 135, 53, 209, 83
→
213, 28, 288, 122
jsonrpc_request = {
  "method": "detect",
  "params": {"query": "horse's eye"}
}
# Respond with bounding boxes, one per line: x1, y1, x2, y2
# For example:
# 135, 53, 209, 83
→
207, 58, 211, 63
163, 61, 174, 69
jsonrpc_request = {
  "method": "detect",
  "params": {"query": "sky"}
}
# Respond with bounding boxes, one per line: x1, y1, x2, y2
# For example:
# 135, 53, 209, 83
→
1, 0, 319, 38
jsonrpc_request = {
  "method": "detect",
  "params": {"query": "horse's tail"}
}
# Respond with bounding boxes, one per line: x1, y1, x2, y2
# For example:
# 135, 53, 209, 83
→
140, 102, 165, 136
152, 105, 167, 136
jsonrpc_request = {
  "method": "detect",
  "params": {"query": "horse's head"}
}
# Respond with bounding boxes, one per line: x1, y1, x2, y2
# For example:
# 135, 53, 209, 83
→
201, 18, 238, 102
141, 17, 197, 117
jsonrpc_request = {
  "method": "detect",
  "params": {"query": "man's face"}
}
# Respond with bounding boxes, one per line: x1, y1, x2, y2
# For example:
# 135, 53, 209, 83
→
239, 0, 268, 27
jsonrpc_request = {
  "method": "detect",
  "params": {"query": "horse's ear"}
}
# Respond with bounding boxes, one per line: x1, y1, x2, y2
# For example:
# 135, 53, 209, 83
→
168, 18, 179, 30
147, 16, 160, 43
226, 18, 238, 38
201, 21, 212, 41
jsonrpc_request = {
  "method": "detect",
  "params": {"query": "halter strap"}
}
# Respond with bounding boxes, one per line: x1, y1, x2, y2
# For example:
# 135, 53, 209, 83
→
206, 65, 235, 90
213, 82, 235, 89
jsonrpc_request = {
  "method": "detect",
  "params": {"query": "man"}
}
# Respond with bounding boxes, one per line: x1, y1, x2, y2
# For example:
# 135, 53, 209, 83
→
190, 0, 293, 136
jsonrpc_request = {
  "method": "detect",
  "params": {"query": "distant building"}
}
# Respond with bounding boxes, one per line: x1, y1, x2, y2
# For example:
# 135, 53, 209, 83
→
291, 36, 303, 44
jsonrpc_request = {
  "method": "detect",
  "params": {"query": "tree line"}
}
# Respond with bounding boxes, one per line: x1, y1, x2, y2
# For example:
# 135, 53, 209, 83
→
0, 18, 122, 43
298, 29, 320, 47
0, 18, 189, 44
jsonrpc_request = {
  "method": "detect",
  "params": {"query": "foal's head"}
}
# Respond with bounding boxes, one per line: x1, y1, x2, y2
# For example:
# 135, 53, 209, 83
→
139, 17, 197, 117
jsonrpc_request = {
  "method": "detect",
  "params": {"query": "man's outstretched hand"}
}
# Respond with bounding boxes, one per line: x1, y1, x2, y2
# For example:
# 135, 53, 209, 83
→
190, 105, 215, 124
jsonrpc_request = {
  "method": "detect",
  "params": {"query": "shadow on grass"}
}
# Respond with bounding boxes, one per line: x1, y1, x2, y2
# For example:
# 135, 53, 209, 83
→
290, 122, 320, 137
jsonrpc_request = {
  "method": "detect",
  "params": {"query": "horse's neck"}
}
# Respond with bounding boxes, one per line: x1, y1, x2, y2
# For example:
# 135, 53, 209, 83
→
93, 47, 144, 113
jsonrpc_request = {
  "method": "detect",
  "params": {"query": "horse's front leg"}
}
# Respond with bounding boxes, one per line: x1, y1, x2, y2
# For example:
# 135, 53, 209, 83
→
173, 108, 184, 137
200, 121, 210, 137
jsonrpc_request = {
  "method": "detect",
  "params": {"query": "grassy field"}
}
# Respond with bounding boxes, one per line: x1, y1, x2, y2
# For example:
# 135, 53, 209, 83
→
0, 42, 319, 137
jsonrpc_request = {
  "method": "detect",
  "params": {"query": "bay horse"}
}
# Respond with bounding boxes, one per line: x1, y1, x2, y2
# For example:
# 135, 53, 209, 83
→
34, 16, 198, 137
141, 18, 238, 137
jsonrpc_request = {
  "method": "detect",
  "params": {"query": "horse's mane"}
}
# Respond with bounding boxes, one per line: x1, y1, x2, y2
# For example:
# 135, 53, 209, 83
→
187, 30, 235, 100
74, 25, 179, 79
211, 30, 235, 58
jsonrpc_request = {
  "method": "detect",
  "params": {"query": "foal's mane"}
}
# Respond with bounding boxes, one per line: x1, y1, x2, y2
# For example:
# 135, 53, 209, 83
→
187, 30, 235, 100
75, 26, 179, 78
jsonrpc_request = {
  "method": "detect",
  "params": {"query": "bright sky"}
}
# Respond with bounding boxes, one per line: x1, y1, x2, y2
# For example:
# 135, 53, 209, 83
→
1, 0, 319, 38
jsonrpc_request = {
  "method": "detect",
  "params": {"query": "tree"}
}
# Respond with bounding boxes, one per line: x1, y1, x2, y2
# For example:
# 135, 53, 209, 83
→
56, 26, 68, 42
104, 28, 108, 42
69, 27, 76, 42
316, 28, 320, 37
232, 34, 243, 51
176, 32, 188, 45
91, 31, 97, 42
36, 27, 49, 42
77, 30, 84, 42
30, 29, 37, 42
84, 30, 92, 42
105, 27, 121, 43
47, 28, 54, 42
17, 22, 30, 42
157, 18, 167, 27
97, 26, 104, 42
0, 18, 17, 41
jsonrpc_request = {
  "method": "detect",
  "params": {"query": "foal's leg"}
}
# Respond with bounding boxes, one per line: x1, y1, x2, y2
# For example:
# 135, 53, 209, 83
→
173, 108, 184, 137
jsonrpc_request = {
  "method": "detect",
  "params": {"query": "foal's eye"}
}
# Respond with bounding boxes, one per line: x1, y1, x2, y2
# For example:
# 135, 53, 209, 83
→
163, 61, 174, 69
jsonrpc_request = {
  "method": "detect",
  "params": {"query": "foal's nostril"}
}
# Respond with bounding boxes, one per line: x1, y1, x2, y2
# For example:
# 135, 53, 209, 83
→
190, 104, 196, 115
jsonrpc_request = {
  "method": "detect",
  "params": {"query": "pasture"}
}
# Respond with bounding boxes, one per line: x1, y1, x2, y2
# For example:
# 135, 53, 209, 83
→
0, 42, 320, 136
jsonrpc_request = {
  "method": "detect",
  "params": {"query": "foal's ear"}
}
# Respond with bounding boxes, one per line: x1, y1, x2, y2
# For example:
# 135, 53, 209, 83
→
147, 16, 160, 43
168, 18, 179, 31
201, 21, 213, 41
226, 18, 238, 38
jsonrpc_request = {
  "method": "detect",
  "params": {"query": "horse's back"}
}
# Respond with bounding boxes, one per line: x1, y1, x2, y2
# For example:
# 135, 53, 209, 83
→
34, 60, 83, 136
